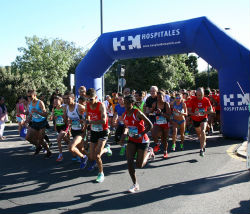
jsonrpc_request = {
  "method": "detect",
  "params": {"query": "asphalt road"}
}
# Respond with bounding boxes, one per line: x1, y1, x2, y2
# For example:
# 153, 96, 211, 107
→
0, 124, 249, 214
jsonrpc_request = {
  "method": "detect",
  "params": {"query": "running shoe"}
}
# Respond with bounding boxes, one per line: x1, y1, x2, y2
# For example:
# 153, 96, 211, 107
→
80, 156, 88, 169
96, 172, 105, 183
180, 143, 184, 151
87, 160, 97, 171
171, 144, 176, 152
153, 144, 161, 153
128, 183, 139, 193
105, 144, 112, 156
56, 154, 63, 162
163, 151, 168, 159
185, 131, 189, 136
119, 146, 126, 156
34, 146, 42, 155
200, 149, 204, 157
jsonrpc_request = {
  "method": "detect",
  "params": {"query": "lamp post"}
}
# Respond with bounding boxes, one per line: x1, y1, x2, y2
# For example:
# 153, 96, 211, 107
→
100, 0, 104, 101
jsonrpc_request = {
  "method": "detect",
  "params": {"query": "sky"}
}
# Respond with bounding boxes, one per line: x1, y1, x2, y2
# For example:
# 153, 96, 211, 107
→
0, 0, 249, 71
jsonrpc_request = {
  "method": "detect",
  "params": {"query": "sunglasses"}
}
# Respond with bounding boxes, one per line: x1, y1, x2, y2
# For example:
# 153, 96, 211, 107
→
176, 97, 181, 99
27, 96, 32, 98
87, 98, 94, 101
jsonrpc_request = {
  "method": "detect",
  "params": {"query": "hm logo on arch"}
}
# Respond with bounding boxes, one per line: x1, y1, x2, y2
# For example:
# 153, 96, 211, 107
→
223, 93, 250, 112
113, 35, 141, 51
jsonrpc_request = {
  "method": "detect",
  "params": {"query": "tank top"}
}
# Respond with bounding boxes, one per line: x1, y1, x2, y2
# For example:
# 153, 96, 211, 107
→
54, 107, 65, 126
29, 100, 46, 122
17, 103, 25, 118
67, 104, 82, 130
123, 109, 149, 143
87, 102, 108, 132
173, 101, 184, 116
155, 102, 168, 125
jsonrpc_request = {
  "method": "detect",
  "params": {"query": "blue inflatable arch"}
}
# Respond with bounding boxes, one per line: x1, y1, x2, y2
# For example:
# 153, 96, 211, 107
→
76, 16, 250, 139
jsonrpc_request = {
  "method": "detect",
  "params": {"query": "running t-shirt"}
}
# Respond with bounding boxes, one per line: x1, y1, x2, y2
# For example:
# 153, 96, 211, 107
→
54, 107, 65, 126
190, 97, 212, 122
115, 104, 125, 125
123, 109, 149, 143
29, 100, 46, 123
87, 102, 108, 132
17, 103, 25, 119
67, 104, 82, 130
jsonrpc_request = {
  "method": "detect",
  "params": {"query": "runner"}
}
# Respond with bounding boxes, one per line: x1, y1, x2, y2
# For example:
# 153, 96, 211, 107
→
113, 93, 126, 155
145, 86, 158, 124
119, 95, 154, 193
170, 93, 187, 151
0, 96, 8, 141
151, 91, 171, 158
16, 96, 26, 136
85, 88, 112, 183
25, 90, 51, 158
66, 93, 88, 168
51, 96, 70, 162
188, 87, 213, 157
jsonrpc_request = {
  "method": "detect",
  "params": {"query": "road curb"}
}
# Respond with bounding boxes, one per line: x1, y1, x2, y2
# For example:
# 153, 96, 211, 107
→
236, 141, 247, 158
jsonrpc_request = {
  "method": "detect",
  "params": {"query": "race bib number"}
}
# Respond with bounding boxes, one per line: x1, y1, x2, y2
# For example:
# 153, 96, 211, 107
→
32, 113, 40, 119
198, 108, 205, 116
56, 116, 64, 125
91, 124, 103, 132
128, 126, 138, 137
156, 116, 167, 125
72, 120, 81, 129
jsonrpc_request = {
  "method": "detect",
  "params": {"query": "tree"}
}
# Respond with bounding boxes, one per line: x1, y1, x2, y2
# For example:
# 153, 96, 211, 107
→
104, 54, 195, 95
11, 36, 85, 100
195, 68, 218, 89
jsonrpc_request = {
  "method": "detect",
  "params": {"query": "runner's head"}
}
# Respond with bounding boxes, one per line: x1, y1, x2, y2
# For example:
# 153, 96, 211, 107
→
78, 96, 86, 105
27, 89, 37, 101
135, 90, 143, 102
66, 92, 75, 105
123, 88, 130, 97
124, 95, 136, 110
150, 86, 158, 98
157, 90, 165, 102
196, 87, 204, 100
117, 93, 124, 105
86, 88, 97, 104
78, 86, 86, 98
53, 96, 62, 106
175, 93, 182, 103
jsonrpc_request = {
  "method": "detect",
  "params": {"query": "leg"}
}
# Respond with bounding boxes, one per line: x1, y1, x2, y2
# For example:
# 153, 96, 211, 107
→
95, 139, 107, 173
180, 121, 186, 144
152, 125, 161, 152
172, 122, 178, 151
200, 122, 208, 150
68, 135, 85, 158
126, 142, 137, 184
162, 127, 169, 153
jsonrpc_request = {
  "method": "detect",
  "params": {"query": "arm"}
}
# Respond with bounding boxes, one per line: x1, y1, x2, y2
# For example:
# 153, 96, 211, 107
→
182, 102, 188, 116
136, 110, 153, 136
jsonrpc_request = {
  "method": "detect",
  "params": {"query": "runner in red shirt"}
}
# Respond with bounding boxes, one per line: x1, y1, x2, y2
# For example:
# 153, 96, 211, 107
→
188, 88, 213, 157
119, 95, 153, 193
85, 88, 112, 183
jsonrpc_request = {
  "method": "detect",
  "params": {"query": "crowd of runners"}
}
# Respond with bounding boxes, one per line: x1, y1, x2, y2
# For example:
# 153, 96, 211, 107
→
12, 85, 220, 193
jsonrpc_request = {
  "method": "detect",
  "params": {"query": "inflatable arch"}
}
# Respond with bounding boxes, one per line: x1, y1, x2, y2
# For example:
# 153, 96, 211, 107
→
76, 16, 250, 139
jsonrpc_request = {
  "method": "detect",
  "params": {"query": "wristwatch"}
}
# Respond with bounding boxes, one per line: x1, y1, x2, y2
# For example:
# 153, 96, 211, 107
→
138, 134, 142, 138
